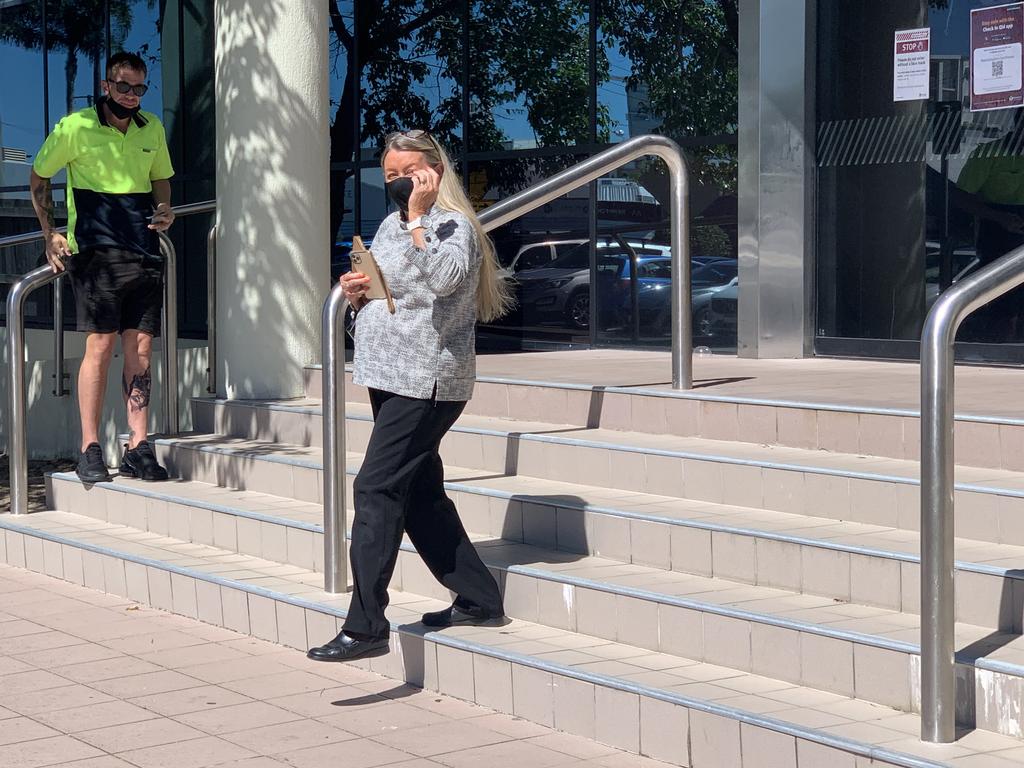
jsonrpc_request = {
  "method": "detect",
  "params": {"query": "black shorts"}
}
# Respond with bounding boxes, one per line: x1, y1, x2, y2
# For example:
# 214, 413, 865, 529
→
67, 246, 163, 336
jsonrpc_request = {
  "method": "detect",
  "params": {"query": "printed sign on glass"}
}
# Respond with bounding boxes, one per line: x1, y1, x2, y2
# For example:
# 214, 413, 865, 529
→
894, 28, 931, 102
971, 3, 1024, 111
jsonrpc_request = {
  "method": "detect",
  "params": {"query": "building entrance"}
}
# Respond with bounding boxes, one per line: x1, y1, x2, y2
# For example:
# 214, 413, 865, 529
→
816, 0, 1024, 363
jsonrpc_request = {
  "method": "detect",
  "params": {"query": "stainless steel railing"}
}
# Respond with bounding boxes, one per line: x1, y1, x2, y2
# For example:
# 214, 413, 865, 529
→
321, 285, 349, 594
0, 227, 71, 397
920, 245, 1024, 743
320, 134, 692, 593
206, 224, 218, 395
4, 199, 216, 516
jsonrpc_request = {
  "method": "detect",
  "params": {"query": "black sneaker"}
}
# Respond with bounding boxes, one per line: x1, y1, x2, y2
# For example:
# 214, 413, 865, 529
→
76, 442, 111, 484
119, 441, 169, 482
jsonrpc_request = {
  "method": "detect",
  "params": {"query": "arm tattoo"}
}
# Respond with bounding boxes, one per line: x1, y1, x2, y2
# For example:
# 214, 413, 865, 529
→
123, 367, 153, 413
31, 177, 56, 232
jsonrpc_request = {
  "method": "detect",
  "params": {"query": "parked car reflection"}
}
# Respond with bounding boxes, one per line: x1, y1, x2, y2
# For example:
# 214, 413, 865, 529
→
513, 242, 640, 330
514, 241, 738, 337
637, 259, 737, 337
507, 236, 728, 275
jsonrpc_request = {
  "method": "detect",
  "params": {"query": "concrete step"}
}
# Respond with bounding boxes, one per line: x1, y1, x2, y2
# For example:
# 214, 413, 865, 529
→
166, 415, 1024, 549
47, 468, 1024, 631
302, 365, 1024, 473
1, 508, 1018, 767
44, 471, 1024, 738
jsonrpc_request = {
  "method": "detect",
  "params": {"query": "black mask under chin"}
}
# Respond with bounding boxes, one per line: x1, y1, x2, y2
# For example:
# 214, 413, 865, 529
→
385, 176, 415, 217
105, 96, 141, 121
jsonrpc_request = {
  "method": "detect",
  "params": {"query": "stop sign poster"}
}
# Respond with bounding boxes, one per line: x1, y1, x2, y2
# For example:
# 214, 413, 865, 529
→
894, 28, 931, 101
971, 3, 1024, 112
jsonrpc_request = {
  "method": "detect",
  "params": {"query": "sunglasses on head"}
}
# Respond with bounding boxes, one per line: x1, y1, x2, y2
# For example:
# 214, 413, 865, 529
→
385, 129, 438, 149
109, 80, 148, 97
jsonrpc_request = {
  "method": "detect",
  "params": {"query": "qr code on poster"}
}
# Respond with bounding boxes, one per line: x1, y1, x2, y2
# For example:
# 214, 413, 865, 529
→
994, 60, 1005, 78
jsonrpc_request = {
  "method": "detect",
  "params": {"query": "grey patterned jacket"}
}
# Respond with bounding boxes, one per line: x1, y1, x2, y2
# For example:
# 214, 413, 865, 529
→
351, 204, 481, 401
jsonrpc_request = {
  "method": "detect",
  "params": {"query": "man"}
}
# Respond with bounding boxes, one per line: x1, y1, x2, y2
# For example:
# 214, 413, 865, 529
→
29, 51, 175, 483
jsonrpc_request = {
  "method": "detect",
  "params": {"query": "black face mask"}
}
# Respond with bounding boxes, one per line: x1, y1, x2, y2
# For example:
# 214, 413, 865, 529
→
104, 95, 141, 121
385, 176, 414, 217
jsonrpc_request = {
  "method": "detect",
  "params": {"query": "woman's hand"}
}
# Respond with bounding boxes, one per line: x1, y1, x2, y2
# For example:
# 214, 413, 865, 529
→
408, 167, 440, 219
340, 271, 371, 309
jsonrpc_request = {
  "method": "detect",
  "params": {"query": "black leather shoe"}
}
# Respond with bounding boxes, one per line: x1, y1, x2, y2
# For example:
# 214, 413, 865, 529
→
76, 443, 112, 484
307, 631, 389, 662
422, 602, 506, 628
119, 441, 169, 482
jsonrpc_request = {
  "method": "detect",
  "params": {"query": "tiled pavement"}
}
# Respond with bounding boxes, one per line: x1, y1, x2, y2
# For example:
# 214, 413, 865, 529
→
472, 349, 1024, 421
0, 564, 676, 768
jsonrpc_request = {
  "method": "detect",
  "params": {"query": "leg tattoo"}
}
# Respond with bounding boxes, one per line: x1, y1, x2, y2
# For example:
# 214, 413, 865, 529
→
123, 367, 152, 413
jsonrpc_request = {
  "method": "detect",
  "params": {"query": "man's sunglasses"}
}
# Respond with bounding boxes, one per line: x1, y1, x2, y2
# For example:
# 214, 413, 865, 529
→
109, 80, 148, 97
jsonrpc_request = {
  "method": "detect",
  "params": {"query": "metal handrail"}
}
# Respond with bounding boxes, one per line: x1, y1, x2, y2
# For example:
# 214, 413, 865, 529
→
320, 134, 692, 593
321, 287, 349, 594
477, 134, 692, 387
7, 264, 61, 516
5, 199, 216, 516
0, 225, 71, 397
206, 224, 217, 395
920, 245, 1024, 743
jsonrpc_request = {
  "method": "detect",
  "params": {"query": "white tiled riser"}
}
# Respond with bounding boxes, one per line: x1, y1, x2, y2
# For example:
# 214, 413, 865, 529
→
44, 472, 1024, 739
148, 436, 1024, 624
302, 367, 1024, 472
47, 472, 1024, 632
191, 398, 1024, 547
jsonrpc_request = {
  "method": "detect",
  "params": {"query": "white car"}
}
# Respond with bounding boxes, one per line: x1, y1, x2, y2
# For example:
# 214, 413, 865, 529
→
508, 238, 673, 274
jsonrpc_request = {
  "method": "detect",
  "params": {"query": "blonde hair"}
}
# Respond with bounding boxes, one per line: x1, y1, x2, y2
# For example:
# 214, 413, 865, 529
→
381, 131, 514, 323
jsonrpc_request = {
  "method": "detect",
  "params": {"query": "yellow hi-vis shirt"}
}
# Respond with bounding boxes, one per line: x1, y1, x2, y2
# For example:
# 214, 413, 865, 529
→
33, 98, 174, 257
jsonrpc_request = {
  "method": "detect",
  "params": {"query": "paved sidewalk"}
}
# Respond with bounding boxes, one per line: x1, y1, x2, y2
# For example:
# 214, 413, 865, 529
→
474, 349, 1024, 420
0, 564, 673, 768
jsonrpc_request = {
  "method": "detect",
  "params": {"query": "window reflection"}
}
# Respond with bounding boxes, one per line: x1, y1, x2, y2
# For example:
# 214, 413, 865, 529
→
44, 0, 105, 118
469, 0, 590, 152
817, 1, 1024, 353
112, 1, 163, 114
359, 2, 463, 150
328, 0, 354, 244
321, 0, 738, 353
1, 0, 742, 350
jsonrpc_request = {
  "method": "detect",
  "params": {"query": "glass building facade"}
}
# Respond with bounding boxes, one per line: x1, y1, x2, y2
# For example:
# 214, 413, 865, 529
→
0, 0, 739, 350
815, 0, 1024, 364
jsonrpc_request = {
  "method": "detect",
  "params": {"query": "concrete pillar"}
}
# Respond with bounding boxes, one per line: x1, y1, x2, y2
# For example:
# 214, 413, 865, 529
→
214, 0, 329, 399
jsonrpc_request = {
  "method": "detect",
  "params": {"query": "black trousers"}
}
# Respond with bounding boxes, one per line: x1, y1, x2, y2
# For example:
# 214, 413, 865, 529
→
342, 388, 504, 640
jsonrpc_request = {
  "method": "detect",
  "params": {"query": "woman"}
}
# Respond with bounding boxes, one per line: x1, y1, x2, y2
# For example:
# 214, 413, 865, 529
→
307, 130, 514, 662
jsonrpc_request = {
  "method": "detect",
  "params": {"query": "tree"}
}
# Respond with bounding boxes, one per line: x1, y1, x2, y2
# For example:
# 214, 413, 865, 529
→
0, 0, 137, 118
598, 0, 738, 195
326, 0, 752, 240
328, 0, 603, 241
